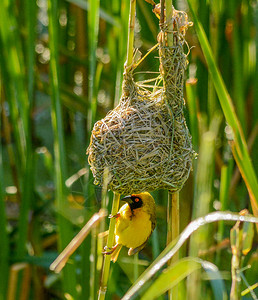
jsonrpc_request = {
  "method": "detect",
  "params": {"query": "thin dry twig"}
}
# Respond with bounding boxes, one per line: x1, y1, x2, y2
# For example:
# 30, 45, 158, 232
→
50, 209, 107, 273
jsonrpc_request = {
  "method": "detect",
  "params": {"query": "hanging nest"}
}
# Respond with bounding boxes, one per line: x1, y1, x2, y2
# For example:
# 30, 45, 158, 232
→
87, 8, 194, 195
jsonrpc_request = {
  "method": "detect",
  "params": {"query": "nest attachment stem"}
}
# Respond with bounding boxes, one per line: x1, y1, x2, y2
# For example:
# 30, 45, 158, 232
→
165, 0, 174, 46
126, 0, 136, 68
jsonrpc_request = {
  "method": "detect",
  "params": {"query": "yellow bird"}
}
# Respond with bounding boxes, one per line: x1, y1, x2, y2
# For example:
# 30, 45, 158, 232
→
104, 192, 156, 262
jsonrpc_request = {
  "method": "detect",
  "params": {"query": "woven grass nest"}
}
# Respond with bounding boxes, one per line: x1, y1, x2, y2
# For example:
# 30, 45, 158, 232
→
87, 8, 194, 195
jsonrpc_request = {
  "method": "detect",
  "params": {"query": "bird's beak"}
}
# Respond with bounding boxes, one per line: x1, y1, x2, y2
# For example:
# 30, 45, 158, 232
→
121, 195, 133, 204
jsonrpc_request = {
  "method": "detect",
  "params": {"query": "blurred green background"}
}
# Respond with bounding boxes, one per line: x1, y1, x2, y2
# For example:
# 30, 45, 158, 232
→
0, 0, 257, 299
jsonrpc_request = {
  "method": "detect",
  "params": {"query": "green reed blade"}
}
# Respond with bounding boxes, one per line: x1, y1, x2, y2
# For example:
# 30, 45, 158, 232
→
142, 257, 227, 300
25, 0, 37, 102
142, 257, 202, 300
218, 160, 234, 242
65, 0, 119, 26
0, 0, 36, 259
48, 0, 77, 297
254, 3, 258, 126
16, 0, 37, 259
137, 0, 158, 41
119, 0, 130, 100
208, 0, 220, 121
0, 0, 26, 168
0, 84, 9, 300
186, 79, 199, 151
229, 1, 246, 135
87, 0, 100, 132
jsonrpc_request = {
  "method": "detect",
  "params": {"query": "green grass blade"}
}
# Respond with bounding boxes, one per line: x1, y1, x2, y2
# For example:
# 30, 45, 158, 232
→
0, 38, 22, 195
141, 257, 227, 300
48, 0, 77, 297
254, 3, 258, 126
186, 79, 199, 151
215, 159, 234, 265
17, 141, 34, 258
137, 0, 158, 41
141, 257, 202, 300
201, 260, 227, 300
113, 0, 130, 106
87, 0, 100, 132
0, 0, 35, 258
65, 0, 119, 26
0, 87, 9, 300
208, 0, 221, 121
229, 1, 246, 135
187, 0, 258, 217
0, 0, 26, 168
217, 161, 234, 242
151, 227, 160, 259
25, 0, 37, 102
17, 0, 37, 259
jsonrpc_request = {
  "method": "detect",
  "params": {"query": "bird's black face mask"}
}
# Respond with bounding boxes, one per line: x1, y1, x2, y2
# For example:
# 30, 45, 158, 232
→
121, 195, 143, 210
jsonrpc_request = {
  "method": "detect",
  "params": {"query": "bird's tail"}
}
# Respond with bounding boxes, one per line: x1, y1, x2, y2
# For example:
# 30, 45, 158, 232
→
111, 244, 123, 263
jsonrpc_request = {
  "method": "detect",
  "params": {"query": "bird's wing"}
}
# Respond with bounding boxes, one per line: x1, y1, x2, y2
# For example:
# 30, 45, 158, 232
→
151, 217, 156, 232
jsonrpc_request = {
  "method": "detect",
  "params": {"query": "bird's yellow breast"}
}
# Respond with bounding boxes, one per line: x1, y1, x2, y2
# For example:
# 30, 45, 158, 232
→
115, 203, 152, 249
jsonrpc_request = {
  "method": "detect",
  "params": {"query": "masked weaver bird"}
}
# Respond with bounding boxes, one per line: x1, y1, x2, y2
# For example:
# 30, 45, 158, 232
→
104, 192, 156, 262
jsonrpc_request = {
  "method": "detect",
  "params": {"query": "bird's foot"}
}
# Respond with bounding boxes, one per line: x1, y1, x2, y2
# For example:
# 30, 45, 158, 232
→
102, 246, 114, 255
108, 213, 120, 219
103, 246, 112, 251
102, 244, 118, 255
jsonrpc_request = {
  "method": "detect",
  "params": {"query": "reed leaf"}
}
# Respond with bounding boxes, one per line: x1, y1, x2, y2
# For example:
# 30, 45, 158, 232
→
0, 92, 9, 300
0, 0, 35, 259
48, 0, 77, 297
87, 0, 100, 131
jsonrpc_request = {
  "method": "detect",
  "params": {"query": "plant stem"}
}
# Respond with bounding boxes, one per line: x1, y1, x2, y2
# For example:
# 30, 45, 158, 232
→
90, 225, 98, 300
165, 0, 173, 46
98, 192, 120, 300
126, 0, 136, 68
230, 219, 243, 300
167, 191, 179, 300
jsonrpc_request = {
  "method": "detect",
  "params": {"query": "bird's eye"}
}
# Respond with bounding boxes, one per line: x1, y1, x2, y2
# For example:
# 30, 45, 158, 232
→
135, 198, 139, 202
